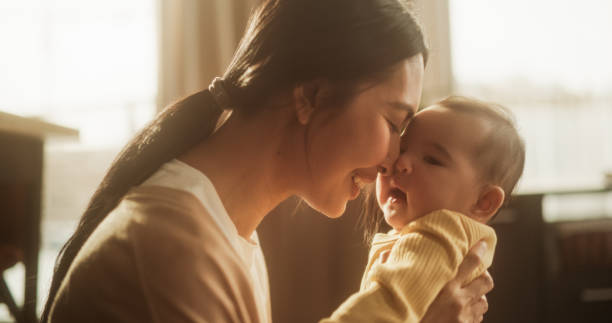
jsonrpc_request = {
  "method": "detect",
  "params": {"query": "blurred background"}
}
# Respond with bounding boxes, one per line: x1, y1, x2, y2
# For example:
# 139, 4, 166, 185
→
0, 0, 611, 322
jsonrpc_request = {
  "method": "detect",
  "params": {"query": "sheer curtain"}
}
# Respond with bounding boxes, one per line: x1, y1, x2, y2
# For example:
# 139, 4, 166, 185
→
448, 0, 612, 223
157, 0, 257, 110
449, 0, 612, 193
413, 0, 454, 105
156, 0, 453, 109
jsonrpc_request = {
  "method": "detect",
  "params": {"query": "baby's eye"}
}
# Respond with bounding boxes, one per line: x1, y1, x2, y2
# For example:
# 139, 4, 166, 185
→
423, 155, 443, 166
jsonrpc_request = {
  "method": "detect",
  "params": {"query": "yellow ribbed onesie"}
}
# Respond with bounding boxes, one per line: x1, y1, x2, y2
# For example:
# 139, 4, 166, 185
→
321, 209, 496, 323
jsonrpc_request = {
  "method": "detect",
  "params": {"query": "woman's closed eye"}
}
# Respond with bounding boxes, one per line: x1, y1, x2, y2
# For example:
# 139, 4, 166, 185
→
423, 155, 444, 166
385, 118, 401, 134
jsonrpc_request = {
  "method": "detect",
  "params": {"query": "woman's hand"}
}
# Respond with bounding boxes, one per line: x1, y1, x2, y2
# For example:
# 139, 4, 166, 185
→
421, 241, 494, 323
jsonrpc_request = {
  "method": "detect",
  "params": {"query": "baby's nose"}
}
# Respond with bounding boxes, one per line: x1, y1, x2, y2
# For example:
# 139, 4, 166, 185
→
394, 154, 413, 174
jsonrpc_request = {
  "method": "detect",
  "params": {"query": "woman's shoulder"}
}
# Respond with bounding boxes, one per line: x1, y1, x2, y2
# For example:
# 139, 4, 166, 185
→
64, 184, 248, 294
72, 185, 232, 266
123, 185, 205, 217
114, 185, 233, 251
49, 187, 256, 322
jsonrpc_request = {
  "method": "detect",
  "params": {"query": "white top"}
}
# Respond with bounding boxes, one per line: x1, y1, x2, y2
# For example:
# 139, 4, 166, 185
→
141, 158, 271, 323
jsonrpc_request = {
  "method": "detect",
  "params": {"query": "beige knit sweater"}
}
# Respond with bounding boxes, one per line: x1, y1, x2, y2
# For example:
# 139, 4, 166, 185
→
321, 209, 497, 323
49, 186, 261, 323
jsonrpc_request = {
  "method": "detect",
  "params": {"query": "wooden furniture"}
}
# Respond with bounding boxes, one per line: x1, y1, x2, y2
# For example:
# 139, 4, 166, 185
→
0, 111, 78, 323
486, 193, 547, 323
480, 187, 612, 323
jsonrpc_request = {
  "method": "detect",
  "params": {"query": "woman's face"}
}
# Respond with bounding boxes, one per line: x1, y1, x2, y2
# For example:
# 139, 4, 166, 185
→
301, 54, 424, 217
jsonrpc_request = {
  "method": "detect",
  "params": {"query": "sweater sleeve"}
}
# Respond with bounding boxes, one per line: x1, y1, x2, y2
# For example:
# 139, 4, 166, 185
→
321, 210, 496, 323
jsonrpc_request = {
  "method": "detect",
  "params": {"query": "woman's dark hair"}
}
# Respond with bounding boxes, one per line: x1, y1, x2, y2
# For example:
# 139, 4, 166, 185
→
42, 0, 428, 319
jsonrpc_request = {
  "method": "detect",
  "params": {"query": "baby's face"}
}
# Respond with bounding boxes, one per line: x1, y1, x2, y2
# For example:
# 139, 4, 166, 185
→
376, 105, 491, 231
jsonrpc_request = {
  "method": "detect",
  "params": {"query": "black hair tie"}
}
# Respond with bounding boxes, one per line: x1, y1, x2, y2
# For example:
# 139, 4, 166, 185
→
208, 77, 233, 111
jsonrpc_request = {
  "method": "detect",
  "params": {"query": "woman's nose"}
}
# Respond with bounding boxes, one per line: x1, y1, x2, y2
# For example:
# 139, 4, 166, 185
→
377, 134, 401, 176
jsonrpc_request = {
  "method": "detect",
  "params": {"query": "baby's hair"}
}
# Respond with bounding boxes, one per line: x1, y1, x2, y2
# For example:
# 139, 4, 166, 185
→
359, 96, 526, 243
433, 96, 525, 206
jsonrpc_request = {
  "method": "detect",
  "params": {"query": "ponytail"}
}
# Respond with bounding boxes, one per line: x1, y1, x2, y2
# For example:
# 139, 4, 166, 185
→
41, 89, 224, 321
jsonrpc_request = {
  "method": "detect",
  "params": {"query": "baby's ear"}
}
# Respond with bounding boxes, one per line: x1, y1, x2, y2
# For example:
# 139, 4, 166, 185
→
471, 185, 505, 223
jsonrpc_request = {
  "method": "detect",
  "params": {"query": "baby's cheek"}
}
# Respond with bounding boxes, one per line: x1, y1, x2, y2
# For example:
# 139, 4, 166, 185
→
376, 175, 392, 206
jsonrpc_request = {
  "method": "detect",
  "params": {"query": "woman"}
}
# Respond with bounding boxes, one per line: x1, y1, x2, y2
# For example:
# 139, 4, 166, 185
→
42, 0, 493, 322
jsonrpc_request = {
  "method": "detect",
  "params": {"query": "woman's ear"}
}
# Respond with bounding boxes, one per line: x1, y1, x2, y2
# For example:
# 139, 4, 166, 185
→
471, 185, 505, 223
293, 80, 328, 125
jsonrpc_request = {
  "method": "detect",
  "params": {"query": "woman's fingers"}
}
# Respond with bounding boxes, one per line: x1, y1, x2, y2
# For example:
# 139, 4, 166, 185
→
462, 280, 491, 323
421, 241, 494, 323
457, 241, 493, 323
470, 295, 489, 316
464, 270, 494, 298
421, 282, 466, 323
454, 240, 488, 283
460, 293, 488, 323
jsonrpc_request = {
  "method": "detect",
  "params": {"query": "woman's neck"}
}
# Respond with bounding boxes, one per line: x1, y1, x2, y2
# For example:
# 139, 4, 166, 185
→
178, 108, 307, 239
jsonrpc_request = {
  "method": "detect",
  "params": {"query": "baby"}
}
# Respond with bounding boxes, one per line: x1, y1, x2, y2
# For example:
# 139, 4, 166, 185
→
327, 96, 525, 322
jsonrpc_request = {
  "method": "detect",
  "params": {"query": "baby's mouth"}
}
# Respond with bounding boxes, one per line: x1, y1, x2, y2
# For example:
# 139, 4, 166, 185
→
388, 187, 406, 204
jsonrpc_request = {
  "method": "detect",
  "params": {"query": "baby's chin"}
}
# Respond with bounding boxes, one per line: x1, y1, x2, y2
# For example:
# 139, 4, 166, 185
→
383, 207, 416, 231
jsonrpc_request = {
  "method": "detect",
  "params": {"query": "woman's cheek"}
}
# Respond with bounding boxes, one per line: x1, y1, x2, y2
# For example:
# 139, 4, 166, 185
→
363, 123, 393, 165
346, 117, 389, 166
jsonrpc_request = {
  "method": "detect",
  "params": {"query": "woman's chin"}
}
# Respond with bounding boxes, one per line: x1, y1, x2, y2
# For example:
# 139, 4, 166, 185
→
324, 203, 347, 218
305, 198, 347, 219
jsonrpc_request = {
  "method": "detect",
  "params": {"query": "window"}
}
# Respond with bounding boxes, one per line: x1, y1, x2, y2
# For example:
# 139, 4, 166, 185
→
0, 0, 157, 147
450, 0, 612, 191
0, 0, 157, 318
449, 0, 612, 221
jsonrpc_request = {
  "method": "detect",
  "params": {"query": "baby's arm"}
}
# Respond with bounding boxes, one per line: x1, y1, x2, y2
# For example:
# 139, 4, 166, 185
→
320, 210, 496, 323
